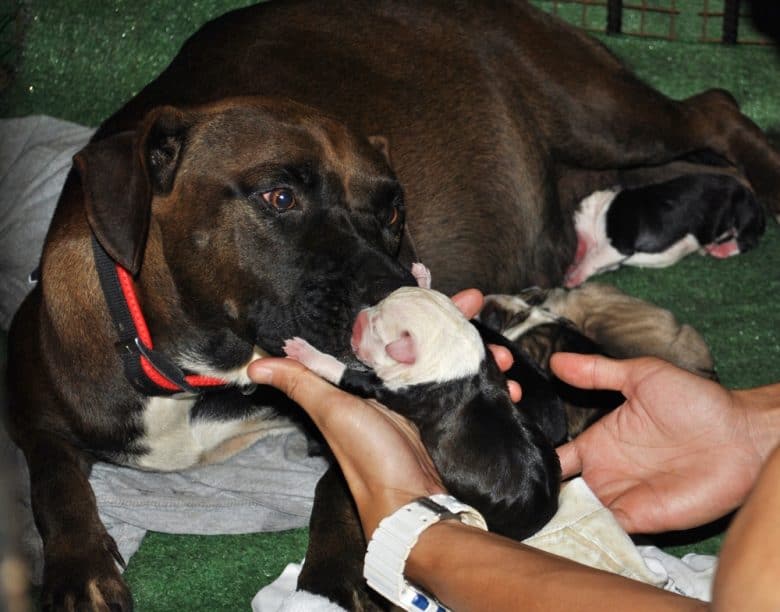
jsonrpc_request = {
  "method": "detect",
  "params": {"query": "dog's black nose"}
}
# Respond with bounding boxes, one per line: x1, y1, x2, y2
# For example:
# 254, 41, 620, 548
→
357, 262, 416, 307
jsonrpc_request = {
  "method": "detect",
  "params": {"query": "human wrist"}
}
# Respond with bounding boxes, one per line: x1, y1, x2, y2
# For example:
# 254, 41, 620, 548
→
404, 519, 474, 591
363, 496, 486, 611
359, 489, 443, 541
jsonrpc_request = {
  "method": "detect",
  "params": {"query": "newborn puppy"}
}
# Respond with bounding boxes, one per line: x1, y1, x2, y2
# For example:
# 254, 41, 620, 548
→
478, 292, 623, 443
285, 265, 560, 541
565, 172, 766, 287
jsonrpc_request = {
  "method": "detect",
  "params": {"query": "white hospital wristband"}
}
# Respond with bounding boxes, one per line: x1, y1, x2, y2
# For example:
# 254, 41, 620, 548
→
363, 494, 488, 611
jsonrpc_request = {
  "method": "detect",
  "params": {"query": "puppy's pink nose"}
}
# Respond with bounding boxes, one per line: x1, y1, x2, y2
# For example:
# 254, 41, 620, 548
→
351, 310, 368, 352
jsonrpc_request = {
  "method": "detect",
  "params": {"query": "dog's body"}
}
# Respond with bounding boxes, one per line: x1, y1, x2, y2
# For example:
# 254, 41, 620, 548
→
6, 1, 780, 610
284, 269, 561, 541
565, 173, 765, 286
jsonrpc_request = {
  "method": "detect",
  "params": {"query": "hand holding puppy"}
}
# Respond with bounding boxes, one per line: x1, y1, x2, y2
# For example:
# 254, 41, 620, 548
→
248, 289, 518, 539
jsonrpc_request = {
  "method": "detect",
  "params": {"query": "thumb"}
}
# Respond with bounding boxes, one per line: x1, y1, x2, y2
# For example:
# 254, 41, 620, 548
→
556, 440, 583, 479
450, 288, 484, 319
248, 357, 344, 421
550, 352, 630, 392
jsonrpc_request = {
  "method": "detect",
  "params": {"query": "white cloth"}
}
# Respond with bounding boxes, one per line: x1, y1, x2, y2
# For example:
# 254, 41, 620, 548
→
251, 563, 345, 612
252, 478, 718, 611
638, 545, 718, 602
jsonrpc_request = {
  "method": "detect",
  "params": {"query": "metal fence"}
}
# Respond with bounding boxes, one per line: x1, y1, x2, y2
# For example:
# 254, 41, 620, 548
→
532, 0, 775, 45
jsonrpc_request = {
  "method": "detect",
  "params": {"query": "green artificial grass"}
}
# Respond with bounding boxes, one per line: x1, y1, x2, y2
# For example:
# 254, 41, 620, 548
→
124, 530, 309, 612
2, 1, 779, 610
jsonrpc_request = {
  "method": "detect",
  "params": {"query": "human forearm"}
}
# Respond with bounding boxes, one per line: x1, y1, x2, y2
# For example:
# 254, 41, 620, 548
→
712, 444, 780, 611
406, 521, 706, 612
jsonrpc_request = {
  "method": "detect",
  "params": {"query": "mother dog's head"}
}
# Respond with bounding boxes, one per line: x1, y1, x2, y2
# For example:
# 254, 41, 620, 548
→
73, 97, 416, 367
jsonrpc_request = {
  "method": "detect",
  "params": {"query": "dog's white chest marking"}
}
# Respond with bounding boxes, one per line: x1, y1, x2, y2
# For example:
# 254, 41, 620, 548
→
135, 395, 200, 470
133, 347, 292, 471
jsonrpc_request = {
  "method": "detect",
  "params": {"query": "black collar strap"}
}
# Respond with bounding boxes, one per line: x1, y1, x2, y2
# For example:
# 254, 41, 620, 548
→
91, 235, 228, 396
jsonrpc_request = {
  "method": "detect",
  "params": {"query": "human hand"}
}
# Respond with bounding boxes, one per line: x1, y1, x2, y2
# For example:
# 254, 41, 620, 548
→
250, 356, 443, 538
248, 289, 517, 538
551, 353, 764, 534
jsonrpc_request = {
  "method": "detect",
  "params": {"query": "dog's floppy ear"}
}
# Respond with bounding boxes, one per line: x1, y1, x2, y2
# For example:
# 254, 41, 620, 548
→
367, 134, 391, 166
74, 106, 190, 274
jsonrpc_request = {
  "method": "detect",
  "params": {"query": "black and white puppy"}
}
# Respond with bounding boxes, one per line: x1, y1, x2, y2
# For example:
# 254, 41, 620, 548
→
285, 265, 561, 541
565, 172, 766, 287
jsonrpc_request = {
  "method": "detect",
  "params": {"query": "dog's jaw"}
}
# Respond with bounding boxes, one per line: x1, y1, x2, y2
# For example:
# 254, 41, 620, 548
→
177, 346, 270, 388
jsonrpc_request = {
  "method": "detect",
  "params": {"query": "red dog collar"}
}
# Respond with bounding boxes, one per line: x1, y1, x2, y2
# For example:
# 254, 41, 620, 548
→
92, 235, 228, 396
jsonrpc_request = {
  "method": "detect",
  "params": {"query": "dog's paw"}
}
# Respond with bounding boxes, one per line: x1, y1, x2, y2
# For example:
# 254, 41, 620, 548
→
41, 533, 131, 612
704, 238, 740, 258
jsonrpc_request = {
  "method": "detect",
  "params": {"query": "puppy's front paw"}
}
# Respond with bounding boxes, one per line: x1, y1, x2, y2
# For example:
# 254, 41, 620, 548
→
283, 337, 319, 367
283, 337, 346, 384
42, 532, 131, 612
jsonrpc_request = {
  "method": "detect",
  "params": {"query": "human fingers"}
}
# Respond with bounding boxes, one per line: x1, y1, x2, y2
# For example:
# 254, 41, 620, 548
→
550, 352, 630, 392
488, 344, 522, 401
450, 288, 484, 319
489, 344, 513, 370
248, 357, 355, 425
555, 440, 583, 480
507, 380, 521, 403
451, 290, 521, 400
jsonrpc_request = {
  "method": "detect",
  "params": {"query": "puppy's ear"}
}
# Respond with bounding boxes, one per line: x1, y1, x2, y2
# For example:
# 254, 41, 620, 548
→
367, 134, 391, 166
385, 332, 416, 364
74, 106, 190, 274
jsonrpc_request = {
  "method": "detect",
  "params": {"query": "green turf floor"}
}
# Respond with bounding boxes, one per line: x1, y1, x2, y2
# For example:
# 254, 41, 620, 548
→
2, 1, 779, 610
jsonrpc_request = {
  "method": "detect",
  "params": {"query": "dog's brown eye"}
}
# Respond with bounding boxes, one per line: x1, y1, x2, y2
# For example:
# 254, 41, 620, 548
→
262, 188, 297, 211
388, 207, 399, 225
388, 204, 403, 225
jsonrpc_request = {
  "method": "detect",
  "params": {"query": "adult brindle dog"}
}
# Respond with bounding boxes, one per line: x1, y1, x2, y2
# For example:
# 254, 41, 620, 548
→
6, 1, 780, 610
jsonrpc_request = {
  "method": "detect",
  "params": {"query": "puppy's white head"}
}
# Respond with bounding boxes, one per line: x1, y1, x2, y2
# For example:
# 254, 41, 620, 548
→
351, 286, 485, 390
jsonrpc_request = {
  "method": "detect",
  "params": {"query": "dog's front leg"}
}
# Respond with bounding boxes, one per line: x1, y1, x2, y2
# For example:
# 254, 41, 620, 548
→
298, 466, 388, 611
25, 433, 130, 612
